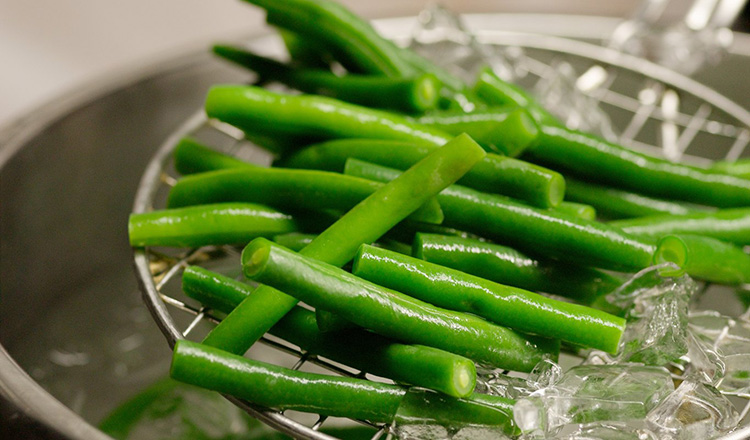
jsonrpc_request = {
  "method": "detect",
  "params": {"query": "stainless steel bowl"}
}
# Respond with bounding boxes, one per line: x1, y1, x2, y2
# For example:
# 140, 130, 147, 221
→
3, 13, 750, 440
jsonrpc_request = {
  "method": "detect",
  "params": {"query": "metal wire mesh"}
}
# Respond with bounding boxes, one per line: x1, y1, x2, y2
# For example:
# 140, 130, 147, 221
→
132, 25, 750, 440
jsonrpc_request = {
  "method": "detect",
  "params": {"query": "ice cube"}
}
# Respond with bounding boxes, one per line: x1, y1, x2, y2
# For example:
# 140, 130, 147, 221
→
514, 365, 674, 434
538, 421, 658, 439
610, 267, 696, 365
646, 379, 740, 439
526, 359, 563, 391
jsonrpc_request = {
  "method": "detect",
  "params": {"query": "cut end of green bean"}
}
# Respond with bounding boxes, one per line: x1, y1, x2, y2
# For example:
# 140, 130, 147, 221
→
242, 238, 273, 277
416, 74, 440, 111
654, 235, 688, 277
548, 173, 566, 208
452, 363, 476, 397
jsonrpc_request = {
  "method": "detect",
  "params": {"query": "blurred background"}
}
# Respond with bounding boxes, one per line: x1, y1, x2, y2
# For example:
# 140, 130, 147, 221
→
0, 0, 664, 126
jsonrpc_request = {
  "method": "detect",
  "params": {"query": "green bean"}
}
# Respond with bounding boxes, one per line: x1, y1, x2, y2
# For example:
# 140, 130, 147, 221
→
655, 234, 750, 285
173, 137, 254, 175
202, 134, 485, 355
242, 238, 559, 371
280, 138, 565, 208
610, 208, 750, 246
173, 342, 516, 432
171, 339, 404, 422
166, 167, 442, 225
181, 266, 477, 397
353, 244, 625, 353
412, 233, 624, 307
205, 85, 452, 147
527, 125, 750, 208
128, 203, 299, 248
273, 232, 410, 255
473, 67, 559, 126
277, 28, 331, 69
565, 177, 712, 220
245, 0, 417, 77
344, 158, 655, 272
412, 107, 539, 156
557, 201, 596, 221
213, 44, 441, 113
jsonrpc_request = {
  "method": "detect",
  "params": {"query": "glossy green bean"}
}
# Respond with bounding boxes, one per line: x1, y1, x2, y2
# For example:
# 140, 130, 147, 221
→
245, 0, 416, 77
412, 107, 539, 156
273, 232, 410, 255
128, 203, 299, 248
610, 208, 750, 246
242, 238, 559, 371
654, 234, 750, 285
557, 201, 596, 221
202, 134, 485, 355
213, 44, 441, 113
353, 244, 625, 353
205, 85, 452, 147
413, 233, 624, 307
173, 137, 254, 175
280, 138, 565, 208
166, 167, 442, 224
181, 266, 477, 397
565, 177, 711, 220
344, 158, 655, 272
171, 339, 404, 422
528, 125, 750, 208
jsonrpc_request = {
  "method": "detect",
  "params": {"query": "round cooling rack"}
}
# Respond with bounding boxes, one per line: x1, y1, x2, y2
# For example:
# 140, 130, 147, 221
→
133, 19, 750, 440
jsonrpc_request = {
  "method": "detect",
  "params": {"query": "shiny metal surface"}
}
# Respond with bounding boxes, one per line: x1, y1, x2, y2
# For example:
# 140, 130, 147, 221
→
3, 12, 750, 440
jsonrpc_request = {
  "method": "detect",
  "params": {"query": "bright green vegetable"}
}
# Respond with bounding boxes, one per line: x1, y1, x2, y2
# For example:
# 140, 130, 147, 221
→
556, 201, 596, 221
654, 234, 750, 284
527, 125, 750, 209
344, 158, 655, 272
201, 134, 485, 355
273, 232, 410, 255
173, 137, 254, 175
280, 138, 565, 208
247, 0, 417, 77
611, 208, 750, 246
412, 107, 539, 156
412, 233, 624, 307
353, 244, 625, 353
182, 266, 477, 398
242, 238, 559, 371
171, 339, 405, 422
205, 85, 452, 148
213, 44, 441, 113
128, 203, 299, 248
710, 158, 750, 178
565, 177, 712, 220
166, 167, 442, 225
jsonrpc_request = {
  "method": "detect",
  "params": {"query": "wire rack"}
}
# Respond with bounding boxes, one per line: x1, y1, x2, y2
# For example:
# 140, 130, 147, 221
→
132, 21, 750, 440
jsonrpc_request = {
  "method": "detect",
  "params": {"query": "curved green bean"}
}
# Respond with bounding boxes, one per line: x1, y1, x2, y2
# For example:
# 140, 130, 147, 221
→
202, 134, 485, 355
213, 44, 441, 113
166, 167, 442, 225
280, 138, 565, 208
654, 234, 750, 285
181, 266, 477, 398
205, 85, 452, 148
565, 177, 711, 220
413, 233, 624, 307
472, 67, 559, 126
610, 208, 750, 246
128, 203, 299, 248
412, 107, 539, 156
353, 244, 625, 353
710, 158, 750, 178
242, 238, 559, 371
344, 158, 655, 272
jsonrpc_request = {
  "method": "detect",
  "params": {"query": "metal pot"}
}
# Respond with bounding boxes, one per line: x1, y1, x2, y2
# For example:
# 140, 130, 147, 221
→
3, 13, 750, 440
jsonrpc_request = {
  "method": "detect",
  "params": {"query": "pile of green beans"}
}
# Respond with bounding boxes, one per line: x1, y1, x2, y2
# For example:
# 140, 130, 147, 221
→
125, 0, 750, 432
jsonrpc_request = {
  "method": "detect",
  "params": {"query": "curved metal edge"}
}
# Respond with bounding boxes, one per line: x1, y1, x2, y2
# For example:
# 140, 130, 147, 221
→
0, 345, 112, 440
